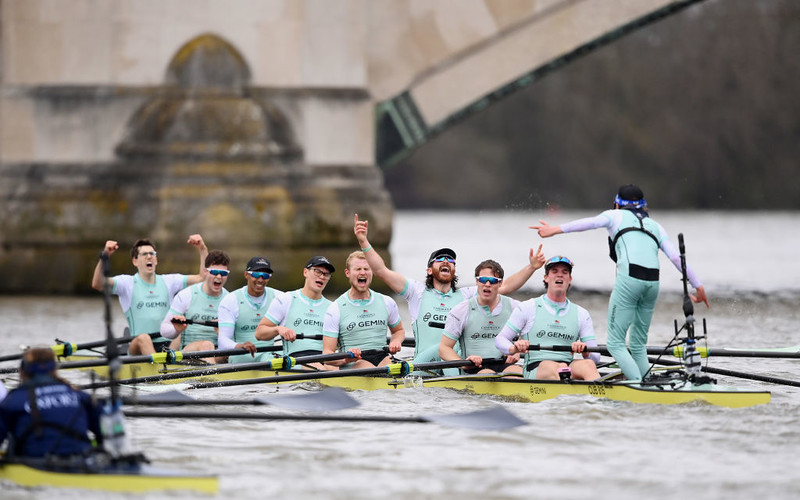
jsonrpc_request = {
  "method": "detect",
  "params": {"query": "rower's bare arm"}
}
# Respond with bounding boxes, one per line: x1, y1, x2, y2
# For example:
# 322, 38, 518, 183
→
388, 322, 405, 354
91, 240, 119, 291
255, 317, 281, 341
499, 244, 545, 294
186, 234, 209, 285
438, 335, 461, 361
322, 336, 349, 366
353, 214, 406, 293
530, 220, 563, 238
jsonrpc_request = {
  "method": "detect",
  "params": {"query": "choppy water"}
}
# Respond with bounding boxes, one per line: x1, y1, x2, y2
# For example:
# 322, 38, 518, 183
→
2, 210, 800, 499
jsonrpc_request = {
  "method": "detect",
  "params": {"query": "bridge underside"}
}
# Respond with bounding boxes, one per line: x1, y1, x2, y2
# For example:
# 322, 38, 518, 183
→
375, 0, 704, 167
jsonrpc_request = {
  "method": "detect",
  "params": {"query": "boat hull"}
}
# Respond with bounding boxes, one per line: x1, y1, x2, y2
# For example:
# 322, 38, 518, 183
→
64, 356, 771, 408
0, 461, 218, 493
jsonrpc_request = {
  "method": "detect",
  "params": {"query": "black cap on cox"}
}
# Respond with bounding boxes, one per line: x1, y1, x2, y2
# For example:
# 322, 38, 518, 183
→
617, 184, 644, 201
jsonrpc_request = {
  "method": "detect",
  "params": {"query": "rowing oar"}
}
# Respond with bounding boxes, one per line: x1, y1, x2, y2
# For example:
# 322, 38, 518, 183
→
122, 405, 525, 431
170, 318, 219, 328
185, 359, 477, 390
648, 357, 800, 388
77, 349, 389, 389
0, 336, 143, 363
524, 344, 800, 360
120, 387, 359, 412
0, 343, 293, 375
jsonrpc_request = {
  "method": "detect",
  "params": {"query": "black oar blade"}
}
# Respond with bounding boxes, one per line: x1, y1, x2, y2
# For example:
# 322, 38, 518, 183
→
255, 388, 359, 412
422, 406, 527, 431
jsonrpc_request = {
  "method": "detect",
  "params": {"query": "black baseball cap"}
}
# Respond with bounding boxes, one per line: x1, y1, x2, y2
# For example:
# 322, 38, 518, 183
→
306, 255, 335, 273
427, 248, 456, 266
246, 256, 273, 273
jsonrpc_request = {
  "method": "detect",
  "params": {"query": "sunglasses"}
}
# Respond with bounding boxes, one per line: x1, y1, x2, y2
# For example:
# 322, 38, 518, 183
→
547, 256, 574, 267
475, 276, 501, 285
310, 267, 331, 278
206, 268, 230, 277
139, 251, 157, 257
247, 271, 271, 280
433, 257, 455, 264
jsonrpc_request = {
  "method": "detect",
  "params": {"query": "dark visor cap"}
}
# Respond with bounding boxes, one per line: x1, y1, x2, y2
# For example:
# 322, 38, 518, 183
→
428, 248, 457, 266
246, 256, 273, 273
306, 255, 335, 273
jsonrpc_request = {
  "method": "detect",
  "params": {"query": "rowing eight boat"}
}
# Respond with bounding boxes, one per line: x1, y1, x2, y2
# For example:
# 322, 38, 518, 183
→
68, 356, 769, 408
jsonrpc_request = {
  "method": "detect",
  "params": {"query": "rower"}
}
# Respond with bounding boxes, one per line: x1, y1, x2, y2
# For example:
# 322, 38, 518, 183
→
90, 235, 209, 355
495, 256, 601, 380
440, 260, 523, 375
322, 251, 405, 368
160, 250, 231, 364
218, 256, 284, 364
256, 256, 337, 370
0, 347, 102, 458
353, 214, 545, 370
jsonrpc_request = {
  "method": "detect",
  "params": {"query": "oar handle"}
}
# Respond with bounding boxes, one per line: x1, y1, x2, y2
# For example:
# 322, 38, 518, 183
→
171, 318, 219, 328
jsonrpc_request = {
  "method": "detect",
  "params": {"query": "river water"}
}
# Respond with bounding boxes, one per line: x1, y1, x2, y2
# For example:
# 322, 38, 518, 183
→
2, 210, 800, 500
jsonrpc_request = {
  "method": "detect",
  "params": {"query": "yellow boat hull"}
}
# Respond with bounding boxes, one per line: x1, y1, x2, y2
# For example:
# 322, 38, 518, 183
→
64, 356, 771, 408
0, 462, 218, 493
312, 374, 770, 408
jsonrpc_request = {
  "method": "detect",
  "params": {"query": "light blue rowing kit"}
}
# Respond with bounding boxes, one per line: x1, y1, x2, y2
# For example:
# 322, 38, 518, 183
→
166, 283, 229, 349
496, 295, 598, 379
113, 273, 187, 344
444, 295, 517, 362
218, 286, 279, 364
265, 289, 330, 356
401, 279, 474, 363
323, 290, 401, 366
561, 208, 702, 380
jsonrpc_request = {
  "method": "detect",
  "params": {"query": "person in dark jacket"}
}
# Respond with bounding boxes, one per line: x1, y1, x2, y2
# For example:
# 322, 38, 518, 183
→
0, 347, 102, 458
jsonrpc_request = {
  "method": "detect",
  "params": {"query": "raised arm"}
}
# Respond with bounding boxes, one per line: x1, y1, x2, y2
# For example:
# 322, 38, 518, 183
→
530, 220, 564, 238
499, 244, 545, 295
353, 214, 407, 293
91, 240, 119, 291
186, 234, 209, 286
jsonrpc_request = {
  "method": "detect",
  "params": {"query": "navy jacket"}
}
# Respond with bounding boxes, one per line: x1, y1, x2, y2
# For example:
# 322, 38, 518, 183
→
0, 377, 102, 457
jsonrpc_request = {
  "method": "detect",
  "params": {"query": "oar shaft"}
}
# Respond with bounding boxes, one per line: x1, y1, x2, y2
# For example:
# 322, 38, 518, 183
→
79, 349, 388, 389
59, 344, 284, 370
528, 344, 800, 359
186, 359, 475, 390
648, 357, 800, 388
0, 336, 140, 364
123, 409, 428, 423
171, 318, 219, 328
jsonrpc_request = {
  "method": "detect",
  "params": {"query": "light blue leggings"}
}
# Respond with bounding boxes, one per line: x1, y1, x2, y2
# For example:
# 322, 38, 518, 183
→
606, 274, 660, 380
